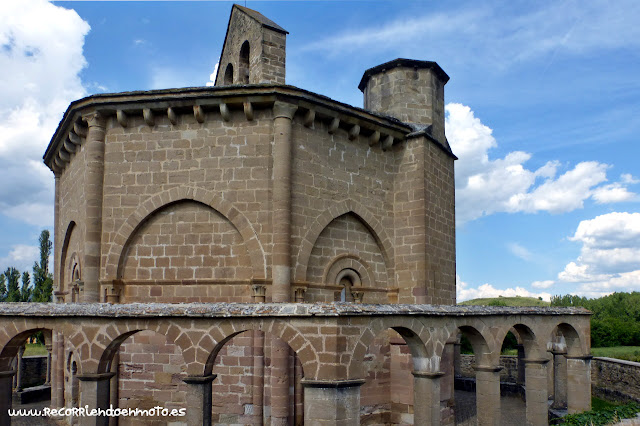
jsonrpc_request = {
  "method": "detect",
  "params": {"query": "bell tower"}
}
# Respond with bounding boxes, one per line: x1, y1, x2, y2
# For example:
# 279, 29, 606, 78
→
215, 4, 288, 86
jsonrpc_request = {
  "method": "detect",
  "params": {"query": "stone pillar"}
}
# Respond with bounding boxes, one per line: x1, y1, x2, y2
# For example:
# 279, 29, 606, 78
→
270, 338, 291, 426
566, 356, 592, 414
81, 112, 106, 303
516, 344, 525, 384
271, 101, 297, 426
77, 372, 116, 426
55, 331, 65, 408
183, 374, 216, 426
551, 351, 567, 409
251, 285, 265, 425
524, 358, 549, 426
302, 379, 364, 425
15, 345, 25, 392
0, 370, 16, 426
440, 341, 455, 407
453, 340, 462, 376
45, 343, 53, 385
474, 365, 502, 426
413, 371, 444, 426
108, 353, 119, 426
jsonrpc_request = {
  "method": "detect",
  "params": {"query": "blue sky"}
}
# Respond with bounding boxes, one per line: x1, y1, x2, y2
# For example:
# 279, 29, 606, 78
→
1, 0, 638, 301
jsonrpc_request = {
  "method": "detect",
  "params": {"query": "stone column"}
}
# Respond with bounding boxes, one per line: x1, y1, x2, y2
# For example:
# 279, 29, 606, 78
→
81, 112, 106, 303
77, 372, 116, 426
524, 358, 549, 426
45, 343, 53, 385
271, 101, 297, 425
474, 365, 502, 426
271, 100, 297, 303
551, 351, 567, 409
15, 345, 25, 392
413, 371, 444, 426
302, 379, 364, 425
0, 370, 16, 426
53, 174, 61, 298
183, 374, 216, 426
566, 356, 592, 414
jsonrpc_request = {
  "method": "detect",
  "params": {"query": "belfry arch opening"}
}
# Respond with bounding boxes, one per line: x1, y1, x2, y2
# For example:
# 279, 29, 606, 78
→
224, 63, 234, 85
239, 41, 250, 84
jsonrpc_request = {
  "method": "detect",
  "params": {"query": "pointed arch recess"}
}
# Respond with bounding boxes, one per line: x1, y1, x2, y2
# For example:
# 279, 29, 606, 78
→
105, 186, 266, 280
295, 199, 394, 283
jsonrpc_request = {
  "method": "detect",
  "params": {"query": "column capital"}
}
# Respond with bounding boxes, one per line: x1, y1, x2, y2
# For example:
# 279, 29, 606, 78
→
76, 372, 116, 382
472, 364, 503, 373
82, 111, 106, 128
412, 370, 445, 378
273, 101, 298, 120
300, 378, 366, 388
183, 374, 217, 384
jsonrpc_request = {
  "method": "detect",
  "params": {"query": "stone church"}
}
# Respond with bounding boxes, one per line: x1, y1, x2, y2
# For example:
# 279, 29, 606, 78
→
0, 5, 592, 426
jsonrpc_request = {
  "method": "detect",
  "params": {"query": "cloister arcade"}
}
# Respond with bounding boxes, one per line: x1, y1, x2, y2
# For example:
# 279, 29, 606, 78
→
0, 302, 591, 426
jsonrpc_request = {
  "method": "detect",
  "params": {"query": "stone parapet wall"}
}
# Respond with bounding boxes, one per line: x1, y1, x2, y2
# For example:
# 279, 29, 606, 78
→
592, 357, 640, 403
19, 356, 47, 389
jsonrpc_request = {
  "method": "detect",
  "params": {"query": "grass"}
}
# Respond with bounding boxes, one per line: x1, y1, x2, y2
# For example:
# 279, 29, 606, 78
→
23, 343, 48, 356
555, 401, 640, 425
591, 397, 619, 411
591, 346, 640, 363
459, 296, 550, 307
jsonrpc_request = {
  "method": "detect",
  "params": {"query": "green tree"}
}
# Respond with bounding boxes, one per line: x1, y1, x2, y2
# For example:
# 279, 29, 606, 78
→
4, 267, 21, 302
32, 230, 53, 303
20, 271, 31, 302
0, 273, 6, 302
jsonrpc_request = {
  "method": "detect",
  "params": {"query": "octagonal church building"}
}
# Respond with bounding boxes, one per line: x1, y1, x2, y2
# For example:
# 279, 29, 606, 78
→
0, 5, 593, 426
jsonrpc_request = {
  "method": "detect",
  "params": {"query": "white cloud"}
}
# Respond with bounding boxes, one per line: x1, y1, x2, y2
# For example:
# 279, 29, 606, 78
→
592, 182, 637, 203
304, 1, 640, 68
446, 103, 636, 223
456, 275, 551, 302
531, 280, 554, 289
507, 242, 532, 261
0, 244, 39, 273
0, 0, 90, 227
558, 212, 640, 293
206, 63, 219, 87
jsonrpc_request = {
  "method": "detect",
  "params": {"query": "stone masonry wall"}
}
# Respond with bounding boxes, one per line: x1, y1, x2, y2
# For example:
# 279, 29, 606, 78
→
100, 109, 273, 285
58, 134, 87, 296
592, 357, 640, 403
459, 354, 520, 383
290, 118, 397, 296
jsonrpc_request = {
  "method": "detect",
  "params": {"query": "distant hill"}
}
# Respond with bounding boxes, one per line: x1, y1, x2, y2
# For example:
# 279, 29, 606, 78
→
459, 296, 550, 307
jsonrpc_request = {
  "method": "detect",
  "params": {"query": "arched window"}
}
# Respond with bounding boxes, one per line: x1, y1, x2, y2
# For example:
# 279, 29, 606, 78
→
224, 63, 234, 85
239, 41, 250, 84
336, 268, 360, 302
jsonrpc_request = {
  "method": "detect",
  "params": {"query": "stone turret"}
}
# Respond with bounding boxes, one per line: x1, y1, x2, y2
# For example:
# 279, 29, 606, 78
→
359, 59, 449, 143
215, 4, 288, 86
